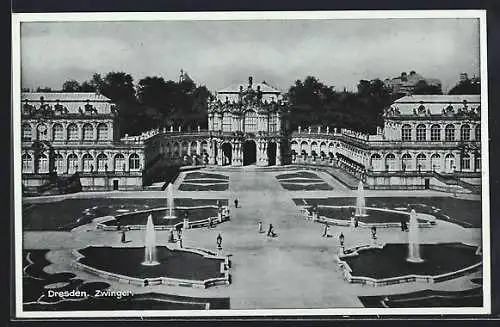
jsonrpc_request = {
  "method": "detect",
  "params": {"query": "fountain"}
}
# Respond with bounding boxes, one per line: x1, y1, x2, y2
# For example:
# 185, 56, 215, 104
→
164, 183, 176, 219
407, 209, 424, 263
142, 215, 159, 266
354, 181, 368, 217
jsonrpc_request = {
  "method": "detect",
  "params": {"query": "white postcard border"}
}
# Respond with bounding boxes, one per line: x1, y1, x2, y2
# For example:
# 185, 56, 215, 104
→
12, 10, 490, 318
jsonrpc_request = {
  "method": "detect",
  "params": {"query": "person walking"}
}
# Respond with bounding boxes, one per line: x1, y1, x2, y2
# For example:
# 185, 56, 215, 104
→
267, 224, 277, 237
258, 221, 263, 233
217, 233, 223, 249
234, 199, 239, 208
121, 229, 127, 243
322, 223, 329, 237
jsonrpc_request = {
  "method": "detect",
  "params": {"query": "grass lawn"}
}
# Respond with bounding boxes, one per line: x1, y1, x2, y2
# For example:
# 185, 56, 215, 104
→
23, 198, 229, 231
293, 197, 482, 228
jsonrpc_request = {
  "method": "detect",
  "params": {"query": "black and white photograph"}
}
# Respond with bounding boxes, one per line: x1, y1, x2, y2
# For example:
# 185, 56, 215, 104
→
12, 10, 490, 318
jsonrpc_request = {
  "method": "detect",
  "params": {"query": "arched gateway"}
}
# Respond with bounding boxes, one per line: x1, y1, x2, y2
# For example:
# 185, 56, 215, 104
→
221, 143, 232, 166
243, 140, 257, 166
206, 76, 286, 167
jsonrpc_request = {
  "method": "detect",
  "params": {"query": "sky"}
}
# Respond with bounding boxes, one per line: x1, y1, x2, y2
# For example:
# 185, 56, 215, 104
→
19, 17, 481, 93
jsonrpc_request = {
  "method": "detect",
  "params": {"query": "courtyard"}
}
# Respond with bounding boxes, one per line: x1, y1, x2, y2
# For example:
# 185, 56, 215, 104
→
22, 167, 483, 311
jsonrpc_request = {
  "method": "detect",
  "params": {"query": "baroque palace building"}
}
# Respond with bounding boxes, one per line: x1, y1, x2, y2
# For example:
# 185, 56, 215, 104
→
20, 92, 144, 192
289, 94, 481, 190
20, 77, 482, 193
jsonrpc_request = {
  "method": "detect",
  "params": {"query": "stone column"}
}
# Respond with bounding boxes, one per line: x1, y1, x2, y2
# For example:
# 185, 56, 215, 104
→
217, 141, 223, 165
209, 140, 216, 165
276, 141, 282, 165
196, 141, 201, 155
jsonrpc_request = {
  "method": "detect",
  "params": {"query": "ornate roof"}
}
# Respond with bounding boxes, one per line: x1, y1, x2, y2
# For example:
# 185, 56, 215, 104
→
21, 92, 114, 115
385, 94, 481, 118
209, 77, 286, 114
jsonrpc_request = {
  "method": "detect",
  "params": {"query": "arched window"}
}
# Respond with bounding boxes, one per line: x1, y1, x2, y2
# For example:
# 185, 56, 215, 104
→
320, 142, 327, 155
244, 110, 257, 132
97, 123, 108, 140
385, 153, 396, 171
22, 124, 32, 142
96, 153, 108, 172
300, 141, 309, 156
67, 153, 78, 173
311, 142, 319, 155
268, 114, 277, 133
22, 154, 32, 173
460, 124, 471, 141
222, 113, 232, 132
430, 124, 441, 141
129, 153, 141, 170
445, 124, 455, 141
181, 142, 189, 155
401, 124, 412, 141
328, 143, 335, 154
52, 123, 64, 141
475, 125, 481, 141
190, 141, 197, 155
431, 153, 441, 172
37, 153, 49, 173
416, 153, 427, 171
290, 141, 299, 153
82, 153, 93, 172
201, 141, 208, 154
212, 114, 221, 131
402, 153, 413, 171
370, 153, 382, 171
36, 124, 48, 141
475, 154, 481, 171
164, 142, 171, 156
444, 154, 455, 173
416, 124, 427, 141
54, 154, 64, 173
67, 123, 79, 141
82, 123, 94, 141
461, 153, 471, 170
173, 142, 180, 157
114, 153, 125, 172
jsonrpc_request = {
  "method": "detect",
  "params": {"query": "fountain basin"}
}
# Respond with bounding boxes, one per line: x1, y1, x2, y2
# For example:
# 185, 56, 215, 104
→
337, 243, 482, 286
95, 205, 229, 231
72, 246, 230, 289
310, 205, 436, 228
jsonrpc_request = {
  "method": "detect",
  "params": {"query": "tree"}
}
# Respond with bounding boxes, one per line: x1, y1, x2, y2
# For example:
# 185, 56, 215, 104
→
287, 76, 337, 130
89, 72, 139, 135
62, 80, 81, 92
448, 78, 480, 95
36, 86, 52, 92
80, 80, 97, 92
92, 72, 136, 102
137, 76, 168, 109
285, 76, 395, 134
413, 80, 443, 95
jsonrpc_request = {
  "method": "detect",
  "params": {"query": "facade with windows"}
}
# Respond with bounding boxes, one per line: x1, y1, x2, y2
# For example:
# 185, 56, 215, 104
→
20, 92, 145, 192
21, 82, 481, 193
289, 94, 482, 190
207, 76, 286, 166
143, 76, 287, 173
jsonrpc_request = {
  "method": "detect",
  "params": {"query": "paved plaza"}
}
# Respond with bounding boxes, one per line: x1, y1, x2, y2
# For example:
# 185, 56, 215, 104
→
23, 167, 482, 309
